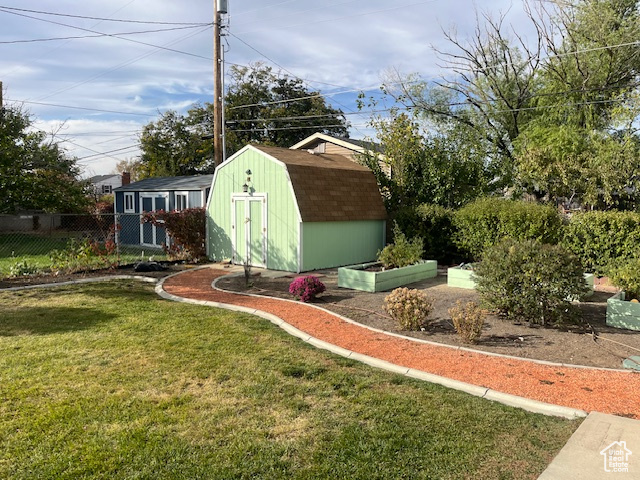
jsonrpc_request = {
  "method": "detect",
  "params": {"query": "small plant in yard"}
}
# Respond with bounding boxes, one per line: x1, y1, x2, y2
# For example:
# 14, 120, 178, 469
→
383, 287, 433, 331
448, 300, 486, 344
8, 257, 40, 277
289, 276, 326, 302
608, 258, 640, 300
49, 237, 117, 274
474, 239, 589, 326
378, 224, 424, 269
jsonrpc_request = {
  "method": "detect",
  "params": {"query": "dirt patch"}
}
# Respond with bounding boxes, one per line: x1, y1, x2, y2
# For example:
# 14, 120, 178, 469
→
217, 270, 640, 370
0, 262, 189, 289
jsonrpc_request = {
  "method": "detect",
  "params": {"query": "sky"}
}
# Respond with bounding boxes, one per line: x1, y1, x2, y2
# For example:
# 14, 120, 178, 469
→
0, 0, 536, 178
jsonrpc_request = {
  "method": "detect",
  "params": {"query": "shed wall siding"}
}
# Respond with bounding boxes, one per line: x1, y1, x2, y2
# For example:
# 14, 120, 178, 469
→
301, 220, 385, 271
207, 149, 300, 271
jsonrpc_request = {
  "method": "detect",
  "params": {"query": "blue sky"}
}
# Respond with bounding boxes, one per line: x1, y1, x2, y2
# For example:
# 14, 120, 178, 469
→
0, 0, 534, 177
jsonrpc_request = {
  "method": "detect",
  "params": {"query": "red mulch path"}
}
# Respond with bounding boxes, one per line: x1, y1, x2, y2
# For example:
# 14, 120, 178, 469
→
163, 267, 640, 418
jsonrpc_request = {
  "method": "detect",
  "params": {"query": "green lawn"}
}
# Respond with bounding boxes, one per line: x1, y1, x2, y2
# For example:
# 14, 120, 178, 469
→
0, 281, 580, 479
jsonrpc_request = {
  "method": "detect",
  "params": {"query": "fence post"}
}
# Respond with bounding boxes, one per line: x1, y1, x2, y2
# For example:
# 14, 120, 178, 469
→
114, 212, 121, 264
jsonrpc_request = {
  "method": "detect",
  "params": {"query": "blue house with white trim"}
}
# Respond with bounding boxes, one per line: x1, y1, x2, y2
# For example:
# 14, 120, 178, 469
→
114, 175, 213, 249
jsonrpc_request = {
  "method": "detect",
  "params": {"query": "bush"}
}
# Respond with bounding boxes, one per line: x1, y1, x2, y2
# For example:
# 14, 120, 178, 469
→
608, 258, 640, 300
142, 208, 206, 261
474, 239, 589, 326
50, 238, 117, 274
378, 224, 423, 269
393, 204, 460, 263
454, 198, 563, 260
8, 257, 40, 277
289, 276, 326, 303
383, 287, 433, 330
562, 210, 640, 274
448, 300, 486, 344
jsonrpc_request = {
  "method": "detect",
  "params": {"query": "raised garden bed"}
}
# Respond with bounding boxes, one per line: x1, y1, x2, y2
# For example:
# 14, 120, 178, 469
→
447, 265, 477, 289
338, 260, 437, 293
447, 267, 595, 298
606, 291, 640, 331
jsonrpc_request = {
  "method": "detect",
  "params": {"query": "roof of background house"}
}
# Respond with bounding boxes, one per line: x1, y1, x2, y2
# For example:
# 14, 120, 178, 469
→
252, 145, 387, 222
88, 174, 121, 183
114, 175, 214, 192
290, 132, 384, 155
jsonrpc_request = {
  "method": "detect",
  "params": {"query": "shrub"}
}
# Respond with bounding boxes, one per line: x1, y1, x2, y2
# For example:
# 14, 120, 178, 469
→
393, 204, 460, 263
142, 208, 206, 261
448, 300, 486, 344
562, 210, 640, 275
289, 276, 326, 303
454, 198, 563, 260
608, 258, 640, 300
50, 238, 117, 274
378, 224, 424, 269
474, 239, 589, 326
8, 258, 40, 277
383, 287, 433, 330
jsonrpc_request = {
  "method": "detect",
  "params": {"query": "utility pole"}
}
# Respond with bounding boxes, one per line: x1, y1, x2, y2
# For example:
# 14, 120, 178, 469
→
213, 1, 228, 168
0, 81, 3, 109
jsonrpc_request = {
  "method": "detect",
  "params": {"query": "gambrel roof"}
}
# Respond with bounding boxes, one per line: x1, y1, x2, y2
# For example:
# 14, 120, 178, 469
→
251, 145, 387, 222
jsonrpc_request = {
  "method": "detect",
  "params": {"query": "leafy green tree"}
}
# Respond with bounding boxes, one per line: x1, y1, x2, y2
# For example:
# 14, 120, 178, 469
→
224, 63, 349, 154
0, 105, 89, 214
138, 109, 213, 178
138, 63, 349, 176
359, 112, 489, 212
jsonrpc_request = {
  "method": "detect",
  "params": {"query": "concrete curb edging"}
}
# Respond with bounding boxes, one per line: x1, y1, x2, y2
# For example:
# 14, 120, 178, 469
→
157, 272, 588, 420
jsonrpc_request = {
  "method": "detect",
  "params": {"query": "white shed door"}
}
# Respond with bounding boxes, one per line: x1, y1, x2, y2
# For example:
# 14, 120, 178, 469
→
231, 195, 267, 268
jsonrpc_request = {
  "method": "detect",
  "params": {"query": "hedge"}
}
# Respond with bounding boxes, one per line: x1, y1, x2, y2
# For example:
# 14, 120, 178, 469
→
562, 210, 640, 274
453, 198, 563, 260
393, 204, 460, 263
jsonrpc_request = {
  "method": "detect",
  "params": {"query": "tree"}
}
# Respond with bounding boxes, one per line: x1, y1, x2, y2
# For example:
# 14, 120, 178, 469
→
224, 63, 349, 154
0, 105, 89, 214
137, 63, 349, 177
376, 0, 640, 207
359, 112, 490, 212
138, 109, 213, 179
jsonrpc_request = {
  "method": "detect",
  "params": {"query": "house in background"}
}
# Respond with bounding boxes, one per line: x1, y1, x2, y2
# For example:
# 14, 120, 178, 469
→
114, 175, 213, 249
88, 172, 130, 197
290, 132, 389, 176
207, 145, 387, 272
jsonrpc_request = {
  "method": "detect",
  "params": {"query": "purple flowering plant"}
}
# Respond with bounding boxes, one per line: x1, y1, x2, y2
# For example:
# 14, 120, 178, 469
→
288, 276, 326, 303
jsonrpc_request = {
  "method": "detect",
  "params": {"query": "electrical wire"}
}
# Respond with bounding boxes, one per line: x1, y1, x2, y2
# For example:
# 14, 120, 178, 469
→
0, 24, 210, 45
5, 98, 157, 117
0, 5, 207, 25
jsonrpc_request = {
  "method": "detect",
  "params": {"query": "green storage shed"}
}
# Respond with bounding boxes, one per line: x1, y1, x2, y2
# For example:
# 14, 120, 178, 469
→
206, 144, 387, 272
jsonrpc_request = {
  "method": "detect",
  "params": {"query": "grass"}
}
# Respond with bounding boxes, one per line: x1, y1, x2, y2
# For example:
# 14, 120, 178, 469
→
0, 233, 167, 276
0, 281, 580, 479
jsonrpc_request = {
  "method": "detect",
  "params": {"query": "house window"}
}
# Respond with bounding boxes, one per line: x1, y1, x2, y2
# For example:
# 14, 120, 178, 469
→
175, 193, 188, 211
124, 193, 135, 213
101, 184, 113, 194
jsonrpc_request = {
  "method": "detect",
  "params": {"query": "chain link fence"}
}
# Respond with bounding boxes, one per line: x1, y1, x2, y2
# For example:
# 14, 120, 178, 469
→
0, 213, 168, 277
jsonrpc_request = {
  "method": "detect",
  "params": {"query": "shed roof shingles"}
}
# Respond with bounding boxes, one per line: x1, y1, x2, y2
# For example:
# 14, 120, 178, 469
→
253, 145, 387, 223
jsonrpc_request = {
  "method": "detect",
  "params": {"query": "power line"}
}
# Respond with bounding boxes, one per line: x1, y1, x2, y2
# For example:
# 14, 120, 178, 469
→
0, 5, 207, 25
230, 123, 364, 133
5, 98, 156, 117
75, 144, 140, 160
0, 9, 213, 62
0, 24, 209, 45
34, 24, 212, 102
234, 0, 440, 35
